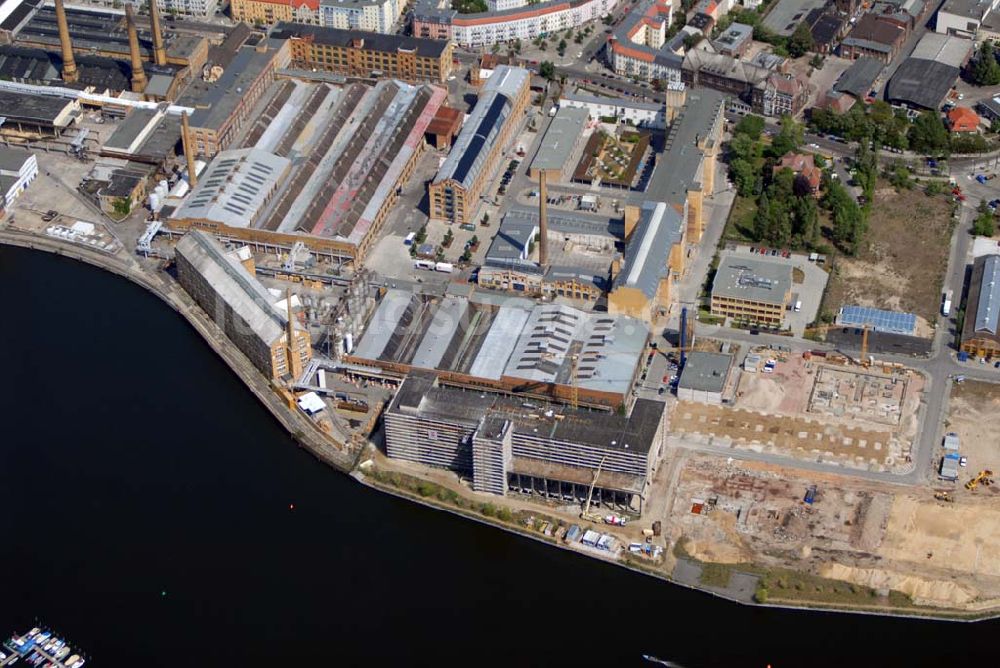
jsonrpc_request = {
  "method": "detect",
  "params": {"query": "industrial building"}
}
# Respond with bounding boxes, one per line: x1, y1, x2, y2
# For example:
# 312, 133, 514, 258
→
429, 66, 530, 226
833, 56, 883, 100
412, 0, 619, 48
528, 106, 588, 182
100, 107, 182, 167
0, 89, 79, 139
175, 230, 313, 380
348, 288, 649, 409
935, 0, 1000, 38
478, 207, 618, 300
172, 148, 292, 228
839, 13, 908, 64
7, 0, 208, 95
886, 57, 959, 110
169, 77, 448, 263
607, 200, 685, 323
272, 22, 455, 83
676, 351, 732, 404
179, 40, 290, 157
961, 254, 1000, 359
0, 148, 38, 208
639, 86, 724, 246
384, 372, 666, 511
710, 256, 792, 327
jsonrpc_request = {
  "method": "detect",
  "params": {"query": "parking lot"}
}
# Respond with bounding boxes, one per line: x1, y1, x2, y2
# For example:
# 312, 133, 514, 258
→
718, 246, 829, 335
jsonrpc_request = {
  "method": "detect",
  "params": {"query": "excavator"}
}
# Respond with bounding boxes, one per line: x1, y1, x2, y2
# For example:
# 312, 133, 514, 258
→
965, 469, 995, 491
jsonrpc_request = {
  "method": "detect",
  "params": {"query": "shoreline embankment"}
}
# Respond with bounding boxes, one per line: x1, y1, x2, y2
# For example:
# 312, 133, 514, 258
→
3, 226, 996, 623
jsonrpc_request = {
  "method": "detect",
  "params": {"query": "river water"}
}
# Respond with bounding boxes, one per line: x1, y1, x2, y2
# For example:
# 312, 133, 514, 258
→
0, 245, 995, 667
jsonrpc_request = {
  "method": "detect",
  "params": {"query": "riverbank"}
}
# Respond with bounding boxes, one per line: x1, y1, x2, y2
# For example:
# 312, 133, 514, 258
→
2, 225, 996, 623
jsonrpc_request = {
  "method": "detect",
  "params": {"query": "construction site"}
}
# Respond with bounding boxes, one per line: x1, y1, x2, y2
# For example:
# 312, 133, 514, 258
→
661, 453, 1000, 611
944, 379, 1000, 488
669, 348, 923, 474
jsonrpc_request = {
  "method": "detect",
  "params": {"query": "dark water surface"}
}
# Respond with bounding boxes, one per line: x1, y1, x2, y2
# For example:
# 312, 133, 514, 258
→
0, 246, 995, 667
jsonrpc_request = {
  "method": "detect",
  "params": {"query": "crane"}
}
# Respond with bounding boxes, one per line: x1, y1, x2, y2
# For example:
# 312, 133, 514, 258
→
581, 455, 607, 522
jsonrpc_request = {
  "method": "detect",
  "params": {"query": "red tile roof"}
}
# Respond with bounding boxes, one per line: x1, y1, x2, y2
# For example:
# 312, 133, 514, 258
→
948, 107, 980, 132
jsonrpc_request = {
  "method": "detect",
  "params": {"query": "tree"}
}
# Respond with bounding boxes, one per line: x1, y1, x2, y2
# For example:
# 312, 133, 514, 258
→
729, 133, 761, 164
887, 164, 913, 190
787, 21, 814, 58
971, 41, 1000, 86
824, 179, 866, 254
908, 111, 950, 155
754, 190, 772, 242
730, 158, 757, 196
793, 194, 820, 247
539, 61, 555, 80
734, 114, 765, 141
683, 33, 703, 50
769, 115, 803, 157
973, 200, 996, 236
557, 39, 567, 56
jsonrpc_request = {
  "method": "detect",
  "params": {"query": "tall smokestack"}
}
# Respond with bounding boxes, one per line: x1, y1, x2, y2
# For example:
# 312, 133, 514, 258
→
181, 111, 198, 188
54, 0, 78, 84
126, 6, 147, 93
538, 170, 548, 268
149, 0, 167, 67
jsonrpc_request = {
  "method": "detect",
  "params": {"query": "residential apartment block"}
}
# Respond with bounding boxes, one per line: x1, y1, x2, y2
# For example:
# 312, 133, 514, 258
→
230, 0, 320, 25
413, 0, 619, 48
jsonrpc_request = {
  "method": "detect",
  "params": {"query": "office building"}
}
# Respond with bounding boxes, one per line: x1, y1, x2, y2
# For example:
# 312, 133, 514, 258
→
710, 256, 793, 327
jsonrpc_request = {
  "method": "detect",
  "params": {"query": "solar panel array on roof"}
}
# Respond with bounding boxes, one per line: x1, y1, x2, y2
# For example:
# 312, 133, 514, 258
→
449, 92, 510, 187
838, 305, 917, 335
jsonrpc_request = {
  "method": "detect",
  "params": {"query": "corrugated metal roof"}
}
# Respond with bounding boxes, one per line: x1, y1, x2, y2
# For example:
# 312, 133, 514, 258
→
530, 106, 587, 173
975, 254, 1000, 335
834, 57, 883, 98
173, 148, 290, 228
176, 231, 294, 346
613, 201, 683, 299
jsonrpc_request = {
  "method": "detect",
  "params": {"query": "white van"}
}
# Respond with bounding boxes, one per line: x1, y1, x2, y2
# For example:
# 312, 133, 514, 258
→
794, 300, 802, 312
